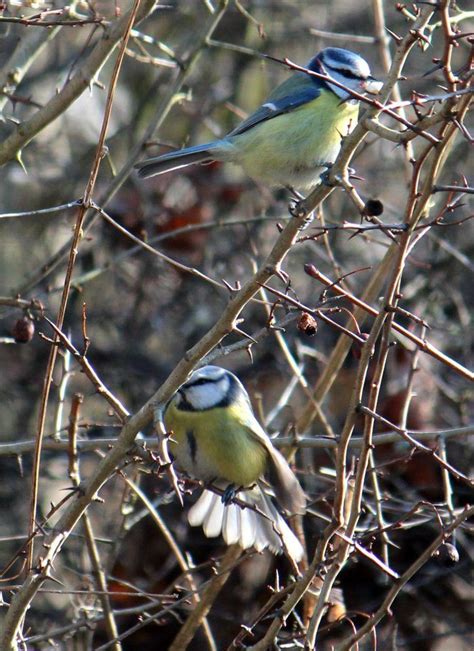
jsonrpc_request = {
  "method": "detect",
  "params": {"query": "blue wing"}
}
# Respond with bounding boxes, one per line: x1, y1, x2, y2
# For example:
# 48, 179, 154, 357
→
229, 73, 322, 137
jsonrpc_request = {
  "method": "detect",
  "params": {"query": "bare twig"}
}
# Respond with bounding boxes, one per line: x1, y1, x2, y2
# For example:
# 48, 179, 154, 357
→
0, 424, 470, 457
169, 545, 242, 651
336, 506, 474, 650
25, 0, 143, 580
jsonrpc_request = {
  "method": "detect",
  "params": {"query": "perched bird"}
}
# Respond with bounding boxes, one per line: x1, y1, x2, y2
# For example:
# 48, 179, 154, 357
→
164, 366, 306, 562
135, 47, 382, 190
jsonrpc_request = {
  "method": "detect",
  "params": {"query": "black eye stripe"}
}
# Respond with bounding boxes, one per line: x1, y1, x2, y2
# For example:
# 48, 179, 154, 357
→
184, 375, 223, 388
341, 70, 363, 80
324, 63, 364, 80
177, 373, 238, 412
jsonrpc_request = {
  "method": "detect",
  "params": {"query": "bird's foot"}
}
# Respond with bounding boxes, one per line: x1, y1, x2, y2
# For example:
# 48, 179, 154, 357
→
222, 485, 240, 505
288, 199, 307, 219
319, 163, 336, 187
287, 185, 308, 220
288, 199, 316, 230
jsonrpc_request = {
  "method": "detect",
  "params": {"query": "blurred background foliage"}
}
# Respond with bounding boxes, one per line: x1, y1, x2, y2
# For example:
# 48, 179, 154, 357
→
0, 0, 472, 649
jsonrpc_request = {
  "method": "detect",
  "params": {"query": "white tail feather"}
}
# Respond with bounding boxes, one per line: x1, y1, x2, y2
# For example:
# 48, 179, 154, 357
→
188, 485, 304, 562
203, 494, 226, 538
188, 489, 214, 527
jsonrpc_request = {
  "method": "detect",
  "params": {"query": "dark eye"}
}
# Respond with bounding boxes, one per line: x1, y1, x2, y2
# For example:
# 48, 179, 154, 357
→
340, 69, 363, 80
185, 377, 207, 388
186, 375, 221, 388
325, 63, 363, 81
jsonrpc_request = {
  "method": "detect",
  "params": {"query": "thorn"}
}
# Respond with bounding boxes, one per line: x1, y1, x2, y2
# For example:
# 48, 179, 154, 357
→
385, 27, 403, 43
233, 326, 258, 344
16, 150, 27, 174
246, 345, 254, 363
275, 267, 290, 285
222, 279, 237, 294
43, 573, 65, 587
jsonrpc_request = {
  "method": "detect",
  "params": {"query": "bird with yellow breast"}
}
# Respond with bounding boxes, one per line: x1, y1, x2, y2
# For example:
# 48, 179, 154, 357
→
135, 47, 382, 190
164, 366, 306, 562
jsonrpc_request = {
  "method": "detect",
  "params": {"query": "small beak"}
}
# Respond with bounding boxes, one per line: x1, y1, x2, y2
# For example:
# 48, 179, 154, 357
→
363, 76, 383, 95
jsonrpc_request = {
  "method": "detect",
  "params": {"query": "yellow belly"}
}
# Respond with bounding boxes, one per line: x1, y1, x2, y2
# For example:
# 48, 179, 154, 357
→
164, 401, 268, 487
231, 91, 359, 188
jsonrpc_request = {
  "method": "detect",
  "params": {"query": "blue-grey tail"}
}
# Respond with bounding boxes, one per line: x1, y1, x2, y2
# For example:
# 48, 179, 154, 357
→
135, 141, 223, 178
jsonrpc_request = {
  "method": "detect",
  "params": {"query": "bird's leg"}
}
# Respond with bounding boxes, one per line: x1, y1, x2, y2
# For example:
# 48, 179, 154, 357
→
286, 186, 305, 201
222, 484, 240, 505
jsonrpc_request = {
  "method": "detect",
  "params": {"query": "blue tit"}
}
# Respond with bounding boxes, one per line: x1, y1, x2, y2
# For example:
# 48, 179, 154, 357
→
135, 47, 382, 190
164, 365, 306, 562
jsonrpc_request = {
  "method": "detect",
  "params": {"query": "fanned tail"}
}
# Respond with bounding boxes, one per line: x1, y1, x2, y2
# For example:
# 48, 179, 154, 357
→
188, 483, 304, 563
134, 141, 226, 178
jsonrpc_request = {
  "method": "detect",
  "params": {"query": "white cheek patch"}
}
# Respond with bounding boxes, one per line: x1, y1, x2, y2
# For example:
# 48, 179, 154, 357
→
354, 60, 370, 79
185, 375, 230, 410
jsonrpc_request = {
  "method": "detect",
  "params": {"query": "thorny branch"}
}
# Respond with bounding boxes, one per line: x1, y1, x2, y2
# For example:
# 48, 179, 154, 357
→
1, 1, 472, 649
